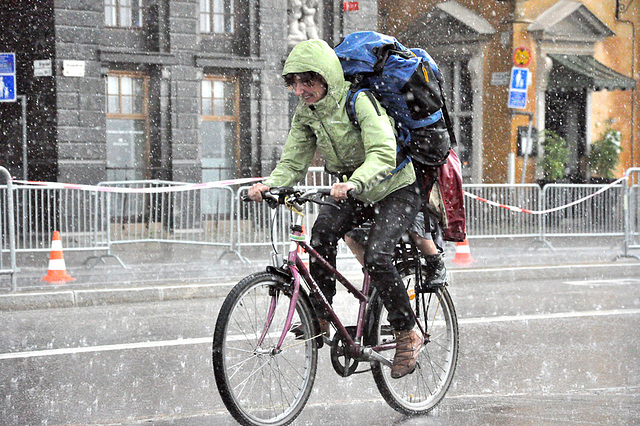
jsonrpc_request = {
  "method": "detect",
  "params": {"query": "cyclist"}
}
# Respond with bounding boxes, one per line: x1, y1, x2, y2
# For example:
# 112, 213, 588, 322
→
248, 39, 422, 379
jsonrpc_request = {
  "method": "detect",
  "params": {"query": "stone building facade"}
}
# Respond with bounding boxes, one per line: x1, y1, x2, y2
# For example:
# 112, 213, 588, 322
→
0, 0, 378, 184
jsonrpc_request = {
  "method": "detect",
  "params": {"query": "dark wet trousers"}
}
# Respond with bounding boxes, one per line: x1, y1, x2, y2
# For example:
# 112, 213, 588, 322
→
309, 182, 421, 331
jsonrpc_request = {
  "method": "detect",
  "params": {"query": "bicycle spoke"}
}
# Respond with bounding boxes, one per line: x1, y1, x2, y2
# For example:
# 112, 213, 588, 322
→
369, 265, 458, 415
232, 354, 269, 401
213, 272, 318, 425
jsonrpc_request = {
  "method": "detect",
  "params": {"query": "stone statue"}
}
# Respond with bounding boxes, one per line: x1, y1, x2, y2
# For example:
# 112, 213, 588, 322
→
288, 0, 319, 48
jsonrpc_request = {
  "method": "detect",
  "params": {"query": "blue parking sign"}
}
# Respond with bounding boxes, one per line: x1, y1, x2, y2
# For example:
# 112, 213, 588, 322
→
508, 90, 527, 109
0, 53, 15, 74
0, 53, 16, 102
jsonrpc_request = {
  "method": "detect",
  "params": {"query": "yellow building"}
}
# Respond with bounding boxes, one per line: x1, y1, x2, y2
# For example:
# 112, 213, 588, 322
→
380, 0, 638, 183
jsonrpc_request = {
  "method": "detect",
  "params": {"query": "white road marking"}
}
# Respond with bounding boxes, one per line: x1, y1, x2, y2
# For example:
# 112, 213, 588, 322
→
459, 308, 640, 325
563, 278, 640, 286
0, 337, 211, 360
2, 308, 639, 360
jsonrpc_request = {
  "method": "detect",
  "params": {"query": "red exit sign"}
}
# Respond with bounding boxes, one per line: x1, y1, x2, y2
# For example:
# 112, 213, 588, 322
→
344, 1, 359, 12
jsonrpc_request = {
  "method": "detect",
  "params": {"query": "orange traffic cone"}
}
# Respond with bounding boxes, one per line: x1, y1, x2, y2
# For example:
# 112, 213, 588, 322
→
42, 231, 75, 284
452, 239, 476, 266
297, 226, 310, 270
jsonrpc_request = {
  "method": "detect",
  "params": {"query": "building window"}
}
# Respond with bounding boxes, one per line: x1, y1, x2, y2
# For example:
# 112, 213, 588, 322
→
105, 0, 143, 28
199, 0, 235, 34
201, 76, 240, 182
106, 72, 149, 181
440, 58, 473, 179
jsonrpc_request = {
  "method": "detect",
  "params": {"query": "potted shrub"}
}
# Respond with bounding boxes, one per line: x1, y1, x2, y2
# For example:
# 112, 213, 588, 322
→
588, 127, 622, 182
538, 130, 570, 184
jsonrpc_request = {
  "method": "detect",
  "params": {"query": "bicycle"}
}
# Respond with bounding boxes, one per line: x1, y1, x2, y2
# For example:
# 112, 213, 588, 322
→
212, 187, 459, 426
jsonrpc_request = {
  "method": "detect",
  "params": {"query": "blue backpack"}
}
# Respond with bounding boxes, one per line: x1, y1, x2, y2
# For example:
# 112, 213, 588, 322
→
335, 31, 452, 168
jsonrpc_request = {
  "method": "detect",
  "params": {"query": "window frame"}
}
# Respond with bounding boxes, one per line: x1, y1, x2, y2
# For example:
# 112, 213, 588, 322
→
105, 0, 144, 29
199, 0, 236, 35
105, 71, 150, 179
200, 75, 241, 177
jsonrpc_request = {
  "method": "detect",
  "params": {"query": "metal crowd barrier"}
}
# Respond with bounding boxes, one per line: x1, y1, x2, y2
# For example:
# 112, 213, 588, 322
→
10, 183, 108, 253
97, 180, 239, 262
463, 184, 540, 238
1, 166, 638, 290
542, 182, 625, 238
619, 167, 640, 260
0, 166, 17, 290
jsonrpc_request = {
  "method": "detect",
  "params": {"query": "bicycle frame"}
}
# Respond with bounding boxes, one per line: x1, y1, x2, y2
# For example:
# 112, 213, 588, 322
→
255, 192, 431, 364
291, 232, 431, 363
256, 210, 405, 363
215, 188, 460, 423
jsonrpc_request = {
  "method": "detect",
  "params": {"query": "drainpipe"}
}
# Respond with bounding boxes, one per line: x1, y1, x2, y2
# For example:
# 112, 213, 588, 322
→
616, 0, 636, 166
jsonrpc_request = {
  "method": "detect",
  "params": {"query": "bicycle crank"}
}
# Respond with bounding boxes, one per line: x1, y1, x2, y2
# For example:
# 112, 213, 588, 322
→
329, 327, 359, 377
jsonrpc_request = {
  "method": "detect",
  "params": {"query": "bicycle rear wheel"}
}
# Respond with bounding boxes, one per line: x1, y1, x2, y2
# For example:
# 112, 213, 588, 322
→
213, 271, 318, 426
368, 263, 459, 415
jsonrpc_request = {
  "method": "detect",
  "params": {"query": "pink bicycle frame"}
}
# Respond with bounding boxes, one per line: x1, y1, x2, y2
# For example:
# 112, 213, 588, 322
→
258, 218, 426, 358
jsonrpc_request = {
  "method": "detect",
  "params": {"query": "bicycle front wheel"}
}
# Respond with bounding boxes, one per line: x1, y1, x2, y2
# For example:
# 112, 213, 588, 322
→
212, 271, 318, 426
368, 263, 459, 415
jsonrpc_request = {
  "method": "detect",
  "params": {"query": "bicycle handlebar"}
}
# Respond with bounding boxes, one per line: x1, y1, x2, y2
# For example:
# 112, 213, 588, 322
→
242, 186, 336, 209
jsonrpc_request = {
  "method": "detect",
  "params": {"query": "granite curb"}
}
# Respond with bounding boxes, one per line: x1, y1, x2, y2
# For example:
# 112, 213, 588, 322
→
2, 261, 638, 312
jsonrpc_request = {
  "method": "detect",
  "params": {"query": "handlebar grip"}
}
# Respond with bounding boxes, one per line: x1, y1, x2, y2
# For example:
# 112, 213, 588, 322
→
241, 191, 277, 208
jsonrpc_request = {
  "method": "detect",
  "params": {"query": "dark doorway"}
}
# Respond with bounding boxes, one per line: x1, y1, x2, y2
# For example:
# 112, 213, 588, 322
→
545, 89, 587, 182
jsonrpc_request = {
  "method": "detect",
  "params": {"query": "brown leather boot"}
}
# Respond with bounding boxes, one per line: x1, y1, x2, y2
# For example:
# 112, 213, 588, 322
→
391, 329, 422, 379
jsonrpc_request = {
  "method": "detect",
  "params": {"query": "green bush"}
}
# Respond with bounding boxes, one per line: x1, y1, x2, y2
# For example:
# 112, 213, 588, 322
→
540, 130, 570, 181
589, 127, 622, 179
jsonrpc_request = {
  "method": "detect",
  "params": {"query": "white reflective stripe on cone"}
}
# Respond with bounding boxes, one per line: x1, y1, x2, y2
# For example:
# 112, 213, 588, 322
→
456, 244, 470, 254
47, 259, 67, 270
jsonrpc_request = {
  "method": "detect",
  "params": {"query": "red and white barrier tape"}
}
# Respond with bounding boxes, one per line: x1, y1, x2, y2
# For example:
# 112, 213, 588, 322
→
13, 177, 266, 193
463, 176, 626, 215
13, 175, 625, 215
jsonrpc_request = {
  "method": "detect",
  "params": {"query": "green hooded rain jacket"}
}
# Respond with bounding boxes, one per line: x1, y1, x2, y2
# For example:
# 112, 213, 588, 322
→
263, 39, 415, 204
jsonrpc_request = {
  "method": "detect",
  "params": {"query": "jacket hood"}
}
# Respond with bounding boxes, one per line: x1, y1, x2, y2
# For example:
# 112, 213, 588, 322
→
282, 39, 346, 104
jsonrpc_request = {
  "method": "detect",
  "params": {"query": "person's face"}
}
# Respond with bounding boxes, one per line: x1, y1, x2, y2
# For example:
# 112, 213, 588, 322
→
289, 76, 327, 105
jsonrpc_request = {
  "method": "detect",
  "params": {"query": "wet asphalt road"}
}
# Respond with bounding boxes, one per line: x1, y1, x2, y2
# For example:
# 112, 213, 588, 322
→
1, 270, 639, 425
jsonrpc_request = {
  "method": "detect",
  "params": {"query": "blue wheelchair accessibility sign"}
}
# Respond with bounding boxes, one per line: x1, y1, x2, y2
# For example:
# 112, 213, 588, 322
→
0, 53, 16, 102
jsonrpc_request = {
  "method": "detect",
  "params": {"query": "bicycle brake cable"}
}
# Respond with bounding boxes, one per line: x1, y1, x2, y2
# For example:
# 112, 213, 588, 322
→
284, 195, 305, 217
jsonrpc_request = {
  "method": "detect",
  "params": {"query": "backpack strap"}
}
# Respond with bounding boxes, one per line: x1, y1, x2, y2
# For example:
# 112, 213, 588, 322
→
346, 87, 412, 180
386, 151, 412, 179
435, 78, 458, 147
346, 87, 380, 129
